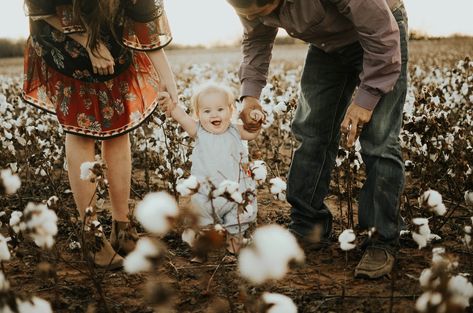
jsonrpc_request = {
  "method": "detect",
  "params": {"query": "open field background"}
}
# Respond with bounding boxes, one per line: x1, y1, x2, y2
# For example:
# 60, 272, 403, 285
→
0, 38, 473, 313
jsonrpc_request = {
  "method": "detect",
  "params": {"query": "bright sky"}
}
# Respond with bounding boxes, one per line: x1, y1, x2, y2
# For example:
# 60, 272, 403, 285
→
1, 0, 472, 45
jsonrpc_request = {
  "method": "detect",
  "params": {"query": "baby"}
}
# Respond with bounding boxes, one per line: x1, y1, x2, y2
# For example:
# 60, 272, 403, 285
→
159, 82, 264, 254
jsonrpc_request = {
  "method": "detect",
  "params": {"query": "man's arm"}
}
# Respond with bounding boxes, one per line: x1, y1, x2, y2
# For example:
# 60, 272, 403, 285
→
238, 16, 277, 131
238, 16, 278, 99
328, 0, 402, 111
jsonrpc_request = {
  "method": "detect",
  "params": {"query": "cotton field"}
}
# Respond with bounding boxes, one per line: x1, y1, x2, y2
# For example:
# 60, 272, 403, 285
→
0, 39, 472, 312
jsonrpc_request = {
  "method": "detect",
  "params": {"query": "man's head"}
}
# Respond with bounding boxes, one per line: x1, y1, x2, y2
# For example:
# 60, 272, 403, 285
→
227, 0, 281, 20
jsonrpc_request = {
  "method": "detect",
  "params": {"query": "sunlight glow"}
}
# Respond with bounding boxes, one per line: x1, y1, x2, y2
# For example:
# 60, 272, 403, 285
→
0, 0, 472, 45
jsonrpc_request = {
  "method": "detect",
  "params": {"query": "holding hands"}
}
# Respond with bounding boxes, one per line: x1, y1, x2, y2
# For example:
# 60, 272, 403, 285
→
240, 96, 266, 132
158, 91, 176, 116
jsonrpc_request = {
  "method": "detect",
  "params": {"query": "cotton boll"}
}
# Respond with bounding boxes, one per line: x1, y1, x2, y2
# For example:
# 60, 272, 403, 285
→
24, 202, 58, 249
250, 160, 267, 183
262, 292, 297, 313
0, 235, 10, 261
447, 275, 473, 309
79, 161, 96, 181
16, 297, 53, 313
465, 191, 473, 206
176, 175, 199, 196
9, 211, 23, 233
238, 248, 268, 284
238, 225, 304, 285
213, 180, 242, 203
338, 229, 356, 251
124, 250, 152, 274
1, 168, 21, 194
0, 271, 9, 291
182, 228, 198, 247
412, 232, 428, 249
135, 192, 179, 235
269, 177, 287, 201
419, 189, 447, 216
124, 237, 162, 274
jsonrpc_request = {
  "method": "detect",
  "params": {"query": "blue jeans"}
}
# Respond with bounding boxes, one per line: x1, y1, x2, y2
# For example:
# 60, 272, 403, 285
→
287, 5, 408, 247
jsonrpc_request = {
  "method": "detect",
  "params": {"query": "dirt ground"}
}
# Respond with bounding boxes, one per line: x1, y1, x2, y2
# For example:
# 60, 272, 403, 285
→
3, 183, 471, 313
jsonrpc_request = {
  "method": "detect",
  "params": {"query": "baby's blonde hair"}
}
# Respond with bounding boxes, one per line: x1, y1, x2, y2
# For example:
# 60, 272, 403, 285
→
190, 82, 235, 117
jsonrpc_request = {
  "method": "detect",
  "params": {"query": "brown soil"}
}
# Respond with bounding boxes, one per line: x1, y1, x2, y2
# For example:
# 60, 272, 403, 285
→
3, 184, 471, 313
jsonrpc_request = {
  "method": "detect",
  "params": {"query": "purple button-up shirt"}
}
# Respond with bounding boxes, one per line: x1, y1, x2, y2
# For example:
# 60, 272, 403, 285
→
238, 0, 403, 110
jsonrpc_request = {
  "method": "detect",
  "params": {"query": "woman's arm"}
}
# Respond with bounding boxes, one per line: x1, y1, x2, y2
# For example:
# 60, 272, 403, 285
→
43, 16, 115, 75
147, 49, 178, 114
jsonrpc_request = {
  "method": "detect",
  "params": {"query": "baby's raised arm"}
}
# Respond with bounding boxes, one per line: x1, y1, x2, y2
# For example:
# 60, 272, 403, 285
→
158, 92, 198, 137
237, 110, 265, 140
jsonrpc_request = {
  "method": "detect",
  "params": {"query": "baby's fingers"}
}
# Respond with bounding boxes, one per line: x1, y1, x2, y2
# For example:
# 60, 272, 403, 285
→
250, 110, 265, 122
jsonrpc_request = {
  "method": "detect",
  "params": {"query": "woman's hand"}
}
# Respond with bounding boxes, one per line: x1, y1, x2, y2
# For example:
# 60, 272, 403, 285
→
86, 42, 115, 76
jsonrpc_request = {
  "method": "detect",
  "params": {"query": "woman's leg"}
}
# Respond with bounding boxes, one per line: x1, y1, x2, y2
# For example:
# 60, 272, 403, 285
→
65, 133, 96, 219
102, 133, 131, 222
66, 133, 123, 268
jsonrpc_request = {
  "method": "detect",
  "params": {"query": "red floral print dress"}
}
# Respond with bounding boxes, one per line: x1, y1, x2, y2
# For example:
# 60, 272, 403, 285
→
22, 0, 172, 139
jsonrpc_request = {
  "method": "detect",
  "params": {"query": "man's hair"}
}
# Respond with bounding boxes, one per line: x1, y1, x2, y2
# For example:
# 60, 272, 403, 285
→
227, 0, 275, 8
190, 82, 235, 116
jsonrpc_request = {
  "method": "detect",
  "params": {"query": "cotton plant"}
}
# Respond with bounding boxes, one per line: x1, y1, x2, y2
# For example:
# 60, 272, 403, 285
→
261, 292, 298, 313
135, 191, 179, 236
0, 234, 11, 262
465, 191, 473, 206
0, 271, 53, 313
338, 229, 356, 251
124, 237, 164, 274
238, 224, 304, 285
249, 160, 267, 184
416, 247, 473, 313
419, 189, 447, 216
269, 177, 287, 201
411, 218, 440, 250
6, 203, 58, 249
176, 175, 199, 196
23, 202, 58, 249
463, 217, 472, 248
213, 180, 243, 204
0, 168, 21, 195
79, 158, 107, 183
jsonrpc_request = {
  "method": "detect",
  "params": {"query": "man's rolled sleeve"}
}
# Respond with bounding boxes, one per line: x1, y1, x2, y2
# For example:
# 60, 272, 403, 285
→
239, 16, 278, 99
328, 0, 402, 110
354, 88, 381, 111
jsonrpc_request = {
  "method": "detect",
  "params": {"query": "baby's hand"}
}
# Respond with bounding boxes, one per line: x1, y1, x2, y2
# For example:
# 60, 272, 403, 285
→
249, 109, 265, 122
157, 91, 175, 116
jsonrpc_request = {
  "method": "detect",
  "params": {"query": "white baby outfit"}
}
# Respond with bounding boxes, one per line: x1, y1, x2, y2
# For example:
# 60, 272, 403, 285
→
190, 123, 257, 234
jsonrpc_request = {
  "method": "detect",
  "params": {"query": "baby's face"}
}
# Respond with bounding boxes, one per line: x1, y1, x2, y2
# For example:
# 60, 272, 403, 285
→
197, 92, 233, 134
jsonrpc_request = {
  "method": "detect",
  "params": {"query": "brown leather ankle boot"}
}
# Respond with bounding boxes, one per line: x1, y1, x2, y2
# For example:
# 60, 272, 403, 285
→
110, 221, 139, 255
89, 237, 124, 270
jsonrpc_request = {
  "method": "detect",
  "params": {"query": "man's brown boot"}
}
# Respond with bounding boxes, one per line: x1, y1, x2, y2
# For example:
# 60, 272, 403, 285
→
354, 246, 395, 279
110, 221, 139, 255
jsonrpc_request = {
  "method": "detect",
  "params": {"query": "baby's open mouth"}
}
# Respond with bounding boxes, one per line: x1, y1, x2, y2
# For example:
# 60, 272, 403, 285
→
211, 121, 221, 126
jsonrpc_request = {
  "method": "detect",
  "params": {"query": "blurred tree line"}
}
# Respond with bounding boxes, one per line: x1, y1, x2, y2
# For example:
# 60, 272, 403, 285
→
0, 39, 26, 58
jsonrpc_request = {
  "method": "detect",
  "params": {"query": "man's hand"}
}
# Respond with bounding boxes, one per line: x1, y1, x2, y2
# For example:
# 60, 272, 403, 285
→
340, 102, 373, 148
240, 97, 265, 132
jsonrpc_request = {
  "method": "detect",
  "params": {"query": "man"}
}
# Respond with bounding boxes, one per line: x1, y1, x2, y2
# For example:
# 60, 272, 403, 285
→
226, 0, 408, 278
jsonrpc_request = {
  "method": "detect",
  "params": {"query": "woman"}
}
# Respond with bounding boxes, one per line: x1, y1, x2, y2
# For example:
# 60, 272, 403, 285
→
22, 0, 178, 269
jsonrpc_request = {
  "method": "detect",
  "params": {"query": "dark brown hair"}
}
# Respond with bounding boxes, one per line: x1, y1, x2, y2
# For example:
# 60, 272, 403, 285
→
226, 0, 275, 8
72, 0, 121, 53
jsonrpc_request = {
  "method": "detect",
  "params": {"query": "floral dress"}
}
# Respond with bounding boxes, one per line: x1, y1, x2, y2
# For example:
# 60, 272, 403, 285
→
22, 0, 172, 139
